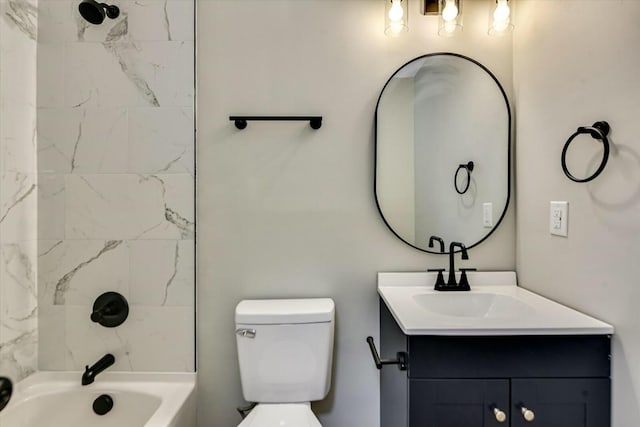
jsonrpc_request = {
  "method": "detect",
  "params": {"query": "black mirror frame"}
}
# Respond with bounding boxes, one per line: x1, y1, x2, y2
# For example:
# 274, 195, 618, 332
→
374, 52, 512, 255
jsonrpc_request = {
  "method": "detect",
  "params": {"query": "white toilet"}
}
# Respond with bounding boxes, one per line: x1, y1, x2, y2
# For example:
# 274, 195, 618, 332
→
235, 298, 335, 427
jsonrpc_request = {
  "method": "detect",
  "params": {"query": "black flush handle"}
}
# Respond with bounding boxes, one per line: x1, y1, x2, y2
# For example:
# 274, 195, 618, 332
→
91, 292, 129, 328
366, 336, 407, 371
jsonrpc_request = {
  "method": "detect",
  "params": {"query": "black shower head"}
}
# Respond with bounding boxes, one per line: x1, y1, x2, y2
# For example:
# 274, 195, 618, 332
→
78, 0, 120, 25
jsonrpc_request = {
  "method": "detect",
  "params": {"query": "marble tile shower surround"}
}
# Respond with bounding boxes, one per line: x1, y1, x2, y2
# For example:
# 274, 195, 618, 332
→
0, 0, 39, 382
36, 0, 195, 372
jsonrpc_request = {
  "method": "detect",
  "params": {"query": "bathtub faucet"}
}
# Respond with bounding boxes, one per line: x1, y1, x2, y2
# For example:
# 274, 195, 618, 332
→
82, 353, 115, 386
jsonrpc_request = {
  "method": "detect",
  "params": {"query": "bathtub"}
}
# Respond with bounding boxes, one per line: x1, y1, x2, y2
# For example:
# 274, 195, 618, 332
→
0, 371, 196, 427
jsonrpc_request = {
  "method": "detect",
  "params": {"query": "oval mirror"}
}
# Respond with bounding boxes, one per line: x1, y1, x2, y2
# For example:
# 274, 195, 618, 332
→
375, 53, 511, 253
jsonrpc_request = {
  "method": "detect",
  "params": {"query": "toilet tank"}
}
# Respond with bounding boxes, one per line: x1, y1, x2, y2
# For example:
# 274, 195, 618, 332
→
235, 298, 335, 403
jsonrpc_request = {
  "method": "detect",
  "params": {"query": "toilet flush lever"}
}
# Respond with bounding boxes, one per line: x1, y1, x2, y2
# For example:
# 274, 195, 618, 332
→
235, 328, 256, 338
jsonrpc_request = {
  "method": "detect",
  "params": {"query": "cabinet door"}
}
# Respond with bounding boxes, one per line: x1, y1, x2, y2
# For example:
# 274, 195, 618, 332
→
512, 379, 610, 427
410, 379, 509, 427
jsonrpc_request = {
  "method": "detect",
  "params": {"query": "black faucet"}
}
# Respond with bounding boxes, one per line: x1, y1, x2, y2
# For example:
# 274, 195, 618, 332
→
428, 235, 445, 253
82, 354, 115, 386
427, 236, 446, 290
445, 242, 471, 291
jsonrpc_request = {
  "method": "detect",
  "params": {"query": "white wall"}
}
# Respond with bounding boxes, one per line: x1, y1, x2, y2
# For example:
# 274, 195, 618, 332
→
197, 1, 514, 426
513, 1, 640, 425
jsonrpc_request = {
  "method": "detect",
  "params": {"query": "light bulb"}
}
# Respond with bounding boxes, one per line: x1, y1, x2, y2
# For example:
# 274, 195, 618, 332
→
389, 22, 404, 34
493, 0, 510, 23
441, 0, 458, 22
444, 21, 457, 33
489, 0, 512, 35
388, 0, 404, 22
492, 20, 509, 32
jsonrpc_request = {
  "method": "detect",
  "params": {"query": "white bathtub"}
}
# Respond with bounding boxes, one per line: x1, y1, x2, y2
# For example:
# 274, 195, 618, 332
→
0, 371, 196, 427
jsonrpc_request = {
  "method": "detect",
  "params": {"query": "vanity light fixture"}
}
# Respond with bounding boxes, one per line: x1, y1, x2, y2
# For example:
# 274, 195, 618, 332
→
438, 0, 463, 37
385, 0, 408, 37
488, 0, 513, 36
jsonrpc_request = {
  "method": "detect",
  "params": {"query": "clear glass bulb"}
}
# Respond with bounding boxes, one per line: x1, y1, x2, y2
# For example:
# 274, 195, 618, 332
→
493, 0, 510, 22
388, 22, 404, 34
442, 0, 458, 22
444, 21, 457, 33
492, 20, 509, 32
388, 0, 404, 22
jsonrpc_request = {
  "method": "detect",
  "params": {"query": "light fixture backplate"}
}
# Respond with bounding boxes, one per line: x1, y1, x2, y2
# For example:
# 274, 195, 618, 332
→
423, 0, 439, 15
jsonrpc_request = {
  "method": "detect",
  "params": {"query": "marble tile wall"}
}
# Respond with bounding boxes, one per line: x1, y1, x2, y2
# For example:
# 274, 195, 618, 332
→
0, 0, 39, 382
37, 0, 194, 372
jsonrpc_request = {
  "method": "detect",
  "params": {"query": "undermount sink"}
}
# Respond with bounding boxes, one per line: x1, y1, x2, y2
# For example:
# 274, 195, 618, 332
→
378, 271, 614, 335
412, 292, 535, 318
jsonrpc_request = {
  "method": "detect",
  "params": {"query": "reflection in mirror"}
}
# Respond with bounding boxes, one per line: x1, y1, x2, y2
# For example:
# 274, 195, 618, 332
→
375, 53, 511, 253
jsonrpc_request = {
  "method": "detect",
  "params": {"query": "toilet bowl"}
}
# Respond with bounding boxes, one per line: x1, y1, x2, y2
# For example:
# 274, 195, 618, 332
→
235, 298, 335, 427
238, 403, 321, 427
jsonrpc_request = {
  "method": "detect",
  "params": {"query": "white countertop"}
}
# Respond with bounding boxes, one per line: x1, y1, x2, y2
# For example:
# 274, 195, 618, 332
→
378, 271, 614, 336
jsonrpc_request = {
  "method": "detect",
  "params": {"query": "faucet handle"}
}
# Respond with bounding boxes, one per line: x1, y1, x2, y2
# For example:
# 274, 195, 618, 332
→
427, 269, 446, 291
458, 268, 477, 291
91, 292, 129, 328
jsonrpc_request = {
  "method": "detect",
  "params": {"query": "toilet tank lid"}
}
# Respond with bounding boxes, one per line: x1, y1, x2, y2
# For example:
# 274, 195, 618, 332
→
235, 298, 335, 325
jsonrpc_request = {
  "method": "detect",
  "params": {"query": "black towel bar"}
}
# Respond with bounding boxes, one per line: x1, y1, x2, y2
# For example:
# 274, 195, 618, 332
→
230, 116, 322, 130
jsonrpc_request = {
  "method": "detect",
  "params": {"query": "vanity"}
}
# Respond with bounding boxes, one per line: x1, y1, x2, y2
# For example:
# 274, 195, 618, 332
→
375, 272, 613, 427
372, 53, 614, 426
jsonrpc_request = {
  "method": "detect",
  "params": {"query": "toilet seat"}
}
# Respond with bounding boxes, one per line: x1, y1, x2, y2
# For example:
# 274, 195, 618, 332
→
238, 403, 322, 427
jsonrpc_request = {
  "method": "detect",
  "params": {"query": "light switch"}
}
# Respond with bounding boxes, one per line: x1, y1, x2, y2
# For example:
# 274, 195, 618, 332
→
483, 203, 493, 228
550, 201, 568, 237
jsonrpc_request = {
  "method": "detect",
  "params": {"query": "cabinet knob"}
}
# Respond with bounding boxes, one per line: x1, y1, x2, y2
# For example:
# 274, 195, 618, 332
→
493, 407, 507, 423
520, 406, 535, 422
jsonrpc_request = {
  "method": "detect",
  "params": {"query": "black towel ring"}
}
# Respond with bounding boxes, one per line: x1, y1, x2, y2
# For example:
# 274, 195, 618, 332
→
561, 121, 610, 183
454, 161, 474, 194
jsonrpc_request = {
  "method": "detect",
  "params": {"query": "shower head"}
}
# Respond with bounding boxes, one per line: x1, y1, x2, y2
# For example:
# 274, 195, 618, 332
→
78, 0, 120, 25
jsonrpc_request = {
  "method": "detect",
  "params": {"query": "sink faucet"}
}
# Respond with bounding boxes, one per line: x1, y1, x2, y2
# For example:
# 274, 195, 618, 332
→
447, 242, 471, 291
427, 236, 446, 290
428, 235, 445, 253
82, 353, 115, 385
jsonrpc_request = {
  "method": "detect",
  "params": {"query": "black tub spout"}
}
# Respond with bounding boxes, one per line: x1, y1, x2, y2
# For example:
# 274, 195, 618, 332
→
82, 354, 115, 386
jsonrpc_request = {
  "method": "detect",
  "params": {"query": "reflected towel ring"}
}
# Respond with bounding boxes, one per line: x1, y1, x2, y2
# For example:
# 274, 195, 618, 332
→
561, 121, 610, 183
454, 161, 474, 194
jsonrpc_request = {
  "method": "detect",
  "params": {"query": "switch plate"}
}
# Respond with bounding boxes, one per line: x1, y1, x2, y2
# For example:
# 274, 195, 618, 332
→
550, 201, 568, 237
483, 202, 493, 228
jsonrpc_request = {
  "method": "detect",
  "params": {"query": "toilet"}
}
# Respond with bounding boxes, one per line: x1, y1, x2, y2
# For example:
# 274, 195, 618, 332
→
235, 298, 335, 427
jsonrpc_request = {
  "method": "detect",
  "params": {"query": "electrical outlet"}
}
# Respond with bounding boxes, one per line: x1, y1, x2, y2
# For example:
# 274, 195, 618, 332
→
483, 202, 493, 228
550, 201, 568, 237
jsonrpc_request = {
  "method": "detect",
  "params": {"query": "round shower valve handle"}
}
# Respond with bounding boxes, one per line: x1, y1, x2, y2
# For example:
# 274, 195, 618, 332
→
521, 406, 535, 422
91, 292, 129, 327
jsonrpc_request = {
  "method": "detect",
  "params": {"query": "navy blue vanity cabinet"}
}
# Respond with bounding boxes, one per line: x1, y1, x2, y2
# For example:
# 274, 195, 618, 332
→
410, 379, 510, 426
510, 378, 610, 427
380, 300, 611, 427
